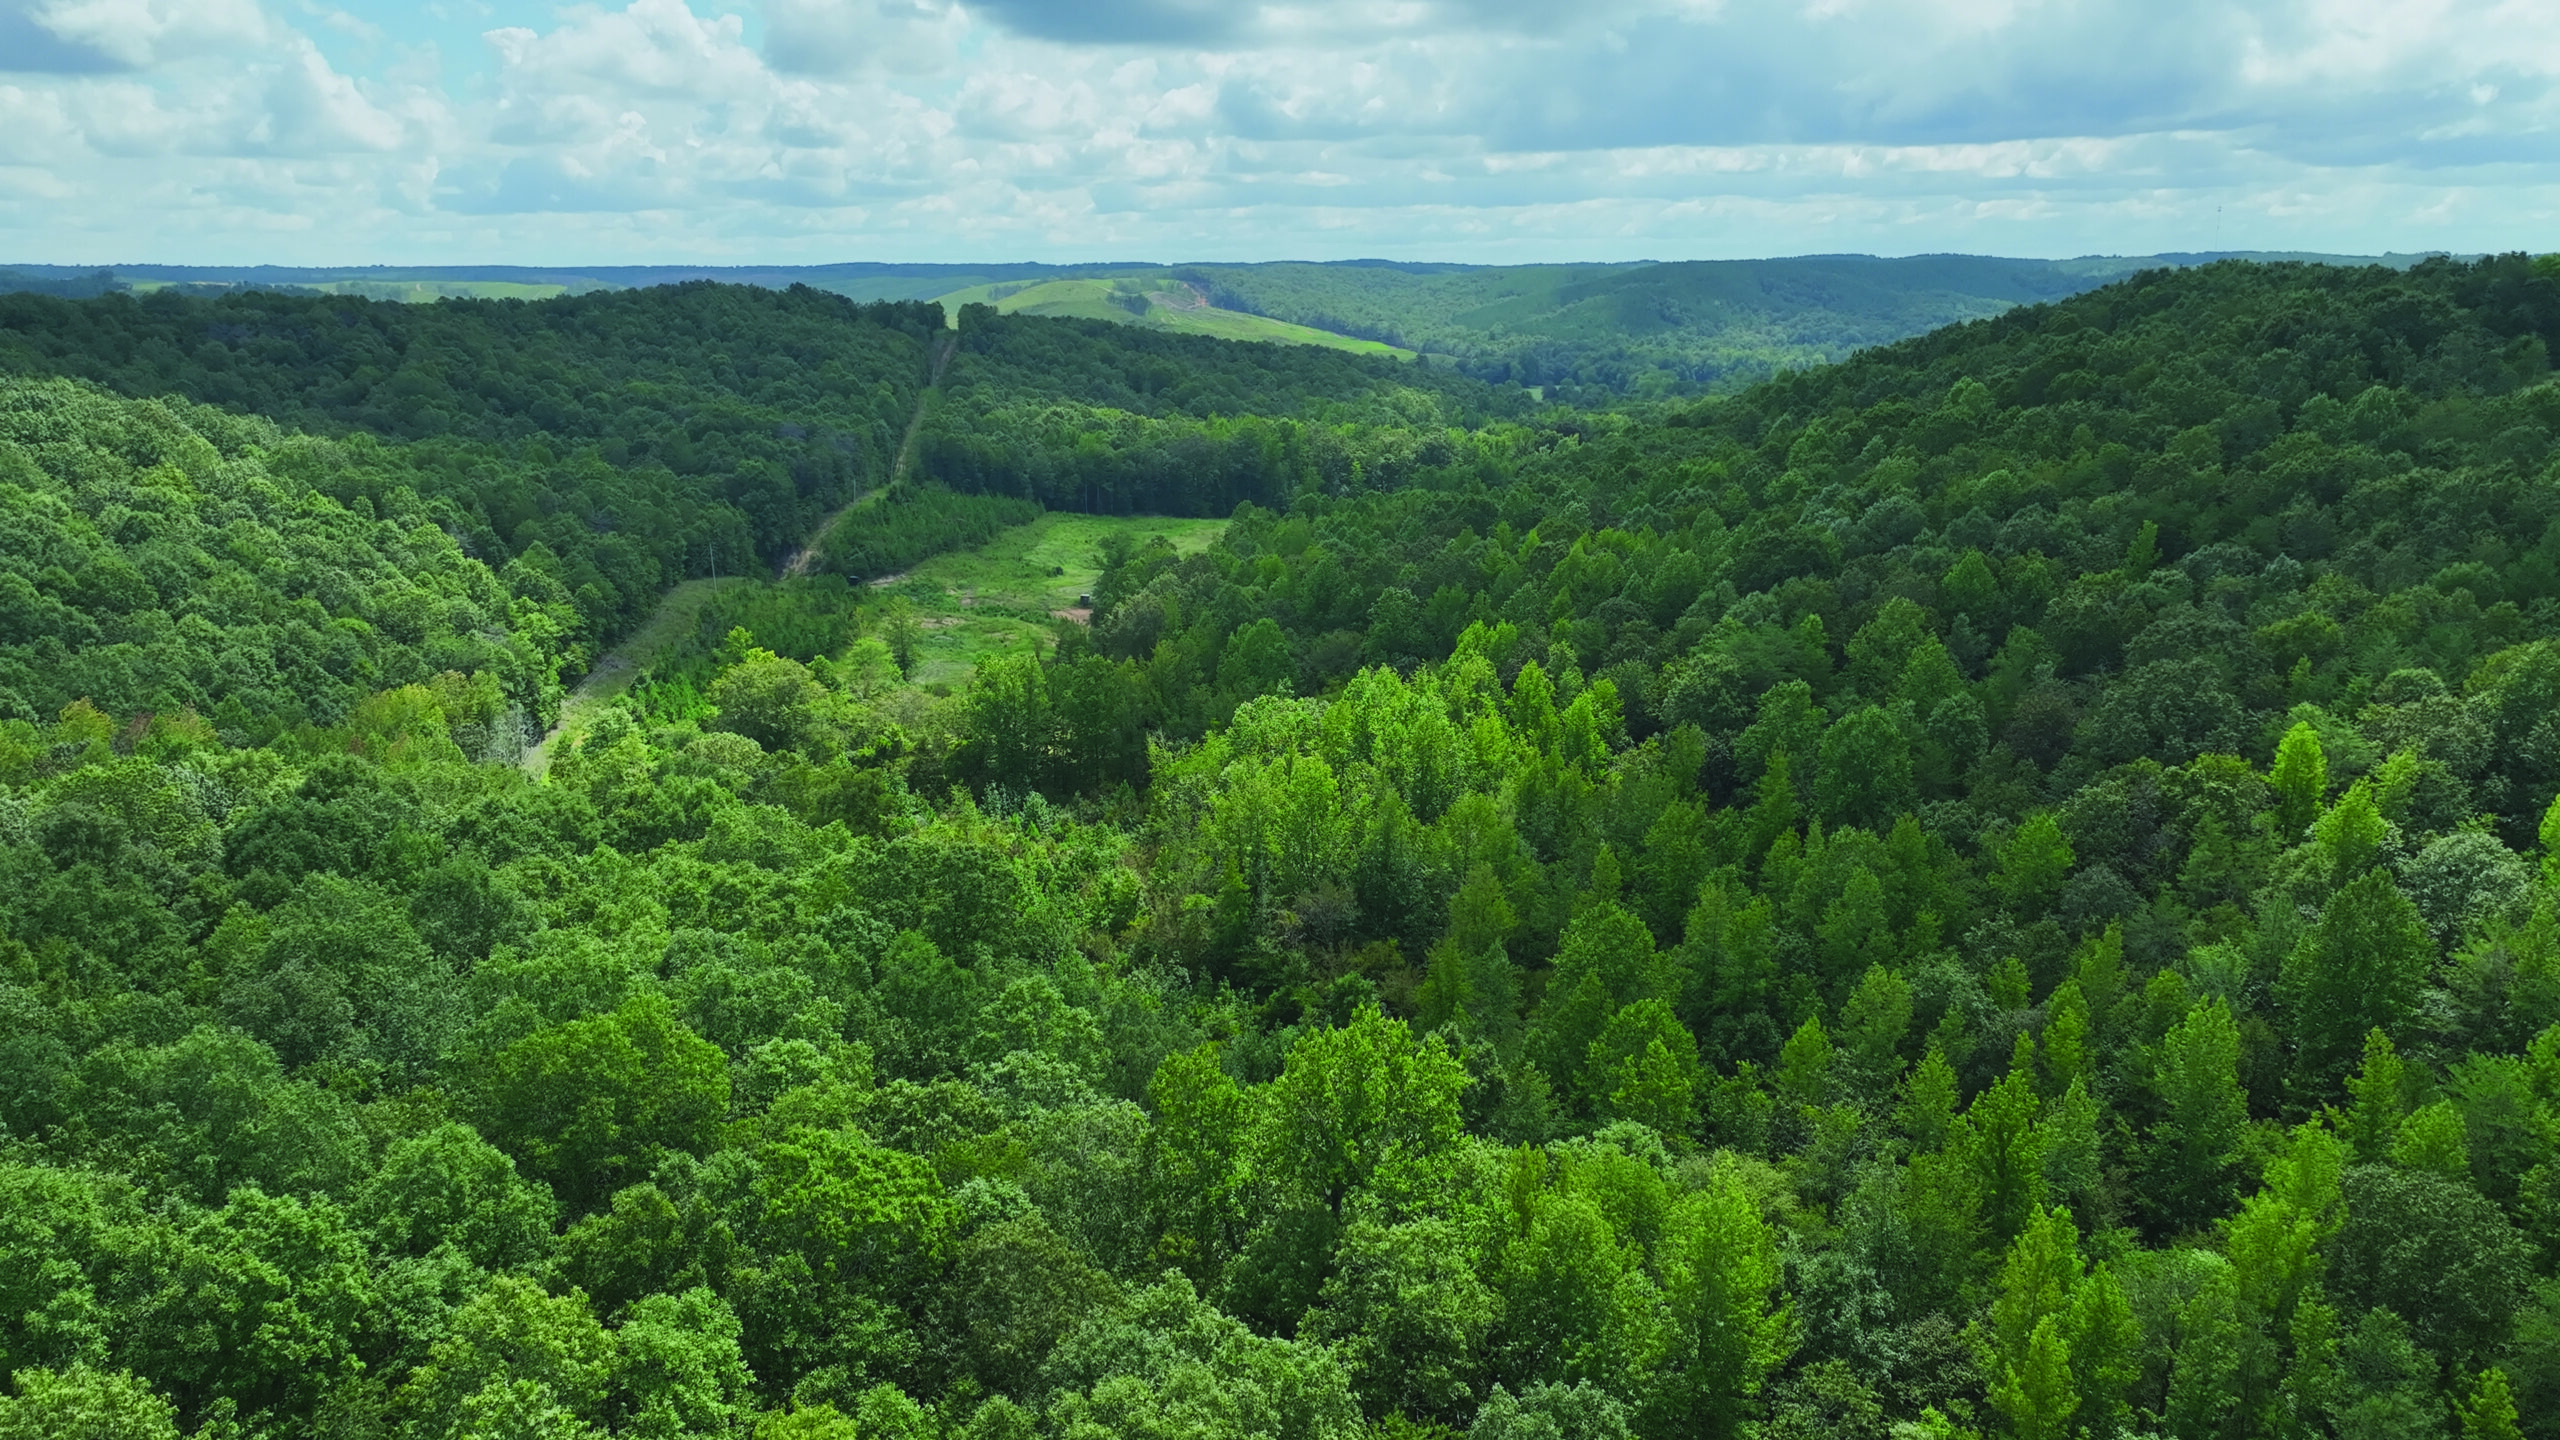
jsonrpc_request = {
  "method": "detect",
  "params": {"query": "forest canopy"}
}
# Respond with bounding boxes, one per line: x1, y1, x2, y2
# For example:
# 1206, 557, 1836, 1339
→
0, 283, 943, 647
5, 254, 2560, 1440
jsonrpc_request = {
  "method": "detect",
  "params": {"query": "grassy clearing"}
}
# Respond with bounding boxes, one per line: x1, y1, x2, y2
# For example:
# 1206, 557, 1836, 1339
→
936, 277, 1148, 323
931, 276, 1416, 361
523, 577, 755, 773
1162, 305, 1415, 358
885, 512, 1227, 688
533, 513, 1225, 758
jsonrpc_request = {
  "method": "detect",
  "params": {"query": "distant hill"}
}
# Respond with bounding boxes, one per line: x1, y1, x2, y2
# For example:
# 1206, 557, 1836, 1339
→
1174, 252, 2453, 394
0, 268, 124, 299
0, 261, 1153, 303
1, 252, 2451, 393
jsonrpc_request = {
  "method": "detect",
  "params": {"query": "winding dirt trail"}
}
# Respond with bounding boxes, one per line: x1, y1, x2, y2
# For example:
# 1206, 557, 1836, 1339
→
521, 330, 958, 775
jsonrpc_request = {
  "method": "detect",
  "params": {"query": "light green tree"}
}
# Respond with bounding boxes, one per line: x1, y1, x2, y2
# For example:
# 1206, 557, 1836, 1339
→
1963, 1065, 2050, 1250
2161, 1263, 2245, 1440
466, 993, 730, 1211
607, 1289, 753, 1440
1144, 1044, 1251, 1287
2341, 1028, 2409, 1163
1814, 705, 1917, 831
707, 648, 830, 753
2393, 1100, 2473, 1181
1529, 903, 1669, 1111
2068, 1264, 2143, 1439
396, 1276, 613, 1440
2272, 721, 2328, 838
2458, 1367, 2524, 1440
2310, 777, 2386, 884
1651, 1171, 1791, 1439
1993, 813, 2074, 919
0, 1368, 179, 1440
1254, 1004, 1469, 1220
1587, 1000, 1706, 1136
1303, 1214, 1497, 1423
2149, 998, 2249, 1229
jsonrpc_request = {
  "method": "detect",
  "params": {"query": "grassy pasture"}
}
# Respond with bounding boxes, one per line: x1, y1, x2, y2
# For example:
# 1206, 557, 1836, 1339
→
883, 512, 1227, 688
931, 276, 1416, 360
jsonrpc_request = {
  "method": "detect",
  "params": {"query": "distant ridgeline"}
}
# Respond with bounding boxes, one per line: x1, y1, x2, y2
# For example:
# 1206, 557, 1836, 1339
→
0, 268, 124, 299
3, 251, 2456, 396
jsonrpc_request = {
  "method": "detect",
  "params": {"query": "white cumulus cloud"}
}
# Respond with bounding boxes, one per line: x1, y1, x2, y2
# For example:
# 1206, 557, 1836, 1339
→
0, 0, 2556, 263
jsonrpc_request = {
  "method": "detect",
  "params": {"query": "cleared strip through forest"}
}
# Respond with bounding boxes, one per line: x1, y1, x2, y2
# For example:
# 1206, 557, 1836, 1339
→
783, 330, 957, 579
523, 330, 958, 773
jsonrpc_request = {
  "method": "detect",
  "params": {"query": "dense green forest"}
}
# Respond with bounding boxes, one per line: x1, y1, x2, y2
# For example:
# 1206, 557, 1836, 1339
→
914, 307, 1527, 519
0, 379, 577, 741
814, 485, 1046, 582
9, 255, 2560, 1440
0, 284, 943, 648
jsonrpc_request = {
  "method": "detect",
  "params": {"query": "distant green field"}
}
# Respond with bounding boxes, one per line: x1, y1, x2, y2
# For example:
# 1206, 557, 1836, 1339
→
935, 276, 1151, 323
888, 512, 1227, 687
933, 275, 1416, 360
1162, 302, 1415, 356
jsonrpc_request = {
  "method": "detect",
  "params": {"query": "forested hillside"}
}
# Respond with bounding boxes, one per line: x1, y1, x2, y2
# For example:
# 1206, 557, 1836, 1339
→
0, 379, 577, 740
8, 255, 2560, 1440
913, 307, 1526, 519
1179, 256, 2082, 395
0, 269, 124, 300
0, 284, 943, 645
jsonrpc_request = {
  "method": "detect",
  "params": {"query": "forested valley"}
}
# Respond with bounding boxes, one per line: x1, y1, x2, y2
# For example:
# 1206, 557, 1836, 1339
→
5, 254, 2560, 1440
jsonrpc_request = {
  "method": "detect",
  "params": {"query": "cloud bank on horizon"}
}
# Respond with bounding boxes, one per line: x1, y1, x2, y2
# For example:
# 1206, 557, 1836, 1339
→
0, 0, 2553, 264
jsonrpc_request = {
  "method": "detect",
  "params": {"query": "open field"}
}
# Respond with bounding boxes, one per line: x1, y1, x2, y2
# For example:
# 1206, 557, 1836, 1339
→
1157, 302, 1417, 357
886, 512, 1227, 688
932, 276, 1154, 323
932, 276, 1417, 360
534, 512, 1225, 755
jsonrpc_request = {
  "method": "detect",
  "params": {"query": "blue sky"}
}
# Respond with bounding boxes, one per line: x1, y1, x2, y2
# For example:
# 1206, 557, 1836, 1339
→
1, 0, 2554, 265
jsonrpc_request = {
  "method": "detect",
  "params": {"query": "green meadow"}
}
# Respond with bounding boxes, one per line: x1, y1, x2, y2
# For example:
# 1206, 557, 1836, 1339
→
887, 511, 1228, 687
932, 275, 1416, 359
